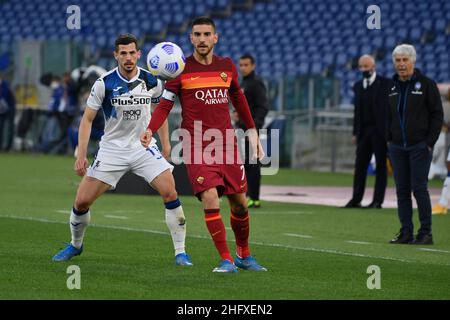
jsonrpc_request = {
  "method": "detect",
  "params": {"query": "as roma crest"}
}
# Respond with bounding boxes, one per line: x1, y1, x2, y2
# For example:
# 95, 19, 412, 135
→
196, 176, 205, 185
220, 72, 228, 82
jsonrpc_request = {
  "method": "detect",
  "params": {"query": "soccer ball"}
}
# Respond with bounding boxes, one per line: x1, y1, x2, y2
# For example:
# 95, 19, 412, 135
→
146, 42, 186, 80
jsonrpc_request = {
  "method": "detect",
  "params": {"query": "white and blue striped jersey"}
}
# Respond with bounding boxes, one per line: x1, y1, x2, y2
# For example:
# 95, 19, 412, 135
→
87, 67, 163, 150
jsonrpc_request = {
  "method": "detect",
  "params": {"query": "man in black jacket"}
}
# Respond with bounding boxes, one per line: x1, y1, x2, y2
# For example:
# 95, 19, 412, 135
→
343, 55, 392, 209
234, 54, 269, 208
387, 44, 443, 245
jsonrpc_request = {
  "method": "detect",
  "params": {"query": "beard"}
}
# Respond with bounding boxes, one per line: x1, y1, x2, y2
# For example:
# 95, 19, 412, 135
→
195, 45, 213, 57
122, 62, 136, 72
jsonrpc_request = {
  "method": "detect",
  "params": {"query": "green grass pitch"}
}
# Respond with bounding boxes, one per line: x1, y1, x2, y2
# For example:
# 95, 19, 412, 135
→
0, 153, 449, 299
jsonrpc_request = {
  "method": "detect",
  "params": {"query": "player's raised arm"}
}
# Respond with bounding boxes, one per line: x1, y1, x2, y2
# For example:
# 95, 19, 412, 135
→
75, 107, 98, 176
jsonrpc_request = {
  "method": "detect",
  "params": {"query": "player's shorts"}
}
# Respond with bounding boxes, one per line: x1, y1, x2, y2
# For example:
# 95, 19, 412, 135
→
87, 144, 173, 189
186, 162, 247, 199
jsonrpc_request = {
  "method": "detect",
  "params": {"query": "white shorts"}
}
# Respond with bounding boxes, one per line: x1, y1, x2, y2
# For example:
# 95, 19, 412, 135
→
87, 145, 173, 189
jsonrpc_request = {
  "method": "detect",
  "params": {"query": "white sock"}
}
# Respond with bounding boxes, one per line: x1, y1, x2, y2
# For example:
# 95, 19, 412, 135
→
439, 177, 450, 207
70, 209, 91, 249
165, 204, 186, 256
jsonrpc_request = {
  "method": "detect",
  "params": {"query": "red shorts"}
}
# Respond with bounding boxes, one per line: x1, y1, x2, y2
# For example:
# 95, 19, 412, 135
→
186, 163, 247, 198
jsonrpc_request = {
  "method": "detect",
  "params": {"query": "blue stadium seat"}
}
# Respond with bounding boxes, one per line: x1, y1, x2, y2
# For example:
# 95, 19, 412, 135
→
434, 19, 448, 31
216, 0, 230, 10
194, 3, 208, 16
336, 54, 348, 66
421, 19, 433, 31
387, 36, 402, 50
310, 63, 323, 74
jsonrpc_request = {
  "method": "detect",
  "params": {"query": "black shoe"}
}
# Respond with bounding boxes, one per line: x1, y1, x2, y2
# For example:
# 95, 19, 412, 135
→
389, 231, 413, 244
364, 202, 382, 209
410, 233, 433, 245
340, 200, 361, 208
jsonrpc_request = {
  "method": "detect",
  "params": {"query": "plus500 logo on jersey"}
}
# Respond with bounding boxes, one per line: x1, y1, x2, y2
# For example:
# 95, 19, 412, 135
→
122, 109, 141, 120
195, 89, 229, 105
111, 97, 152, 106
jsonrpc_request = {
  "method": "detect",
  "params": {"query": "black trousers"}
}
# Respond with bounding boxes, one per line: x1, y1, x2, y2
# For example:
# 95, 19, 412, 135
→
351, 128, 387, 204
244, 139, 262, 201
389, 142, 432, 235
0, 109, 15, 151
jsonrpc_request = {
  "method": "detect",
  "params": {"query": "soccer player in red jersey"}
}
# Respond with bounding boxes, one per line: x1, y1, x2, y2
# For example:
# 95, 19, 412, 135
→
141, 17, 267, 273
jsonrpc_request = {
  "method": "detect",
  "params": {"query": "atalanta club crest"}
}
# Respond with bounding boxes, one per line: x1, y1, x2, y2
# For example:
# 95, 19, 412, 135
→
415, 82, 421, 90
220, 72, 228, 82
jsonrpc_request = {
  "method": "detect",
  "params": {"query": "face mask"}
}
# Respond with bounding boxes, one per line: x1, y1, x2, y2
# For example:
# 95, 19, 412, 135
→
50, 82, 59, 89
362, 70, 372, 79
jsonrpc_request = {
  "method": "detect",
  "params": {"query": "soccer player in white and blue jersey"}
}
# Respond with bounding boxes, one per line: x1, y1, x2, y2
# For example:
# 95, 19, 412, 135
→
52, 34, 192, 266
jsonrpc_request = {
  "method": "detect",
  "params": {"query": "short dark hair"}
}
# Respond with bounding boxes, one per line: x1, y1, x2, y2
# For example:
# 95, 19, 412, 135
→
115, 34, 139, 51
191, 16, 216, 32
240, 53, 255, 64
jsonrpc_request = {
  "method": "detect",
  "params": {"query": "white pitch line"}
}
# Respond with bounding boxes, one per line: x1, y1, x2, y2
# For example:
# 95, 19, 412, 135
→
0, 215, 172, 236
55, 210, 139, 216
345, 240, 372, 245
253, 211, 313, 215
283, 233, 313, 239
256, 241, 411, 263
4, 215, 65, 225
2, 214, 450, 266
418, 248, 450, 254
105, 210, 143, 214
104, 215, 129, 220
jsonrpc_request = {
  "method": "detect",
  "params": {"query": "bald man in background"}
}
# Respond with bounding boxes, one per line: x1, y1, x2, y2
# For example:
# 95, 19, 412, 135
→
342, 55, 393, 209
